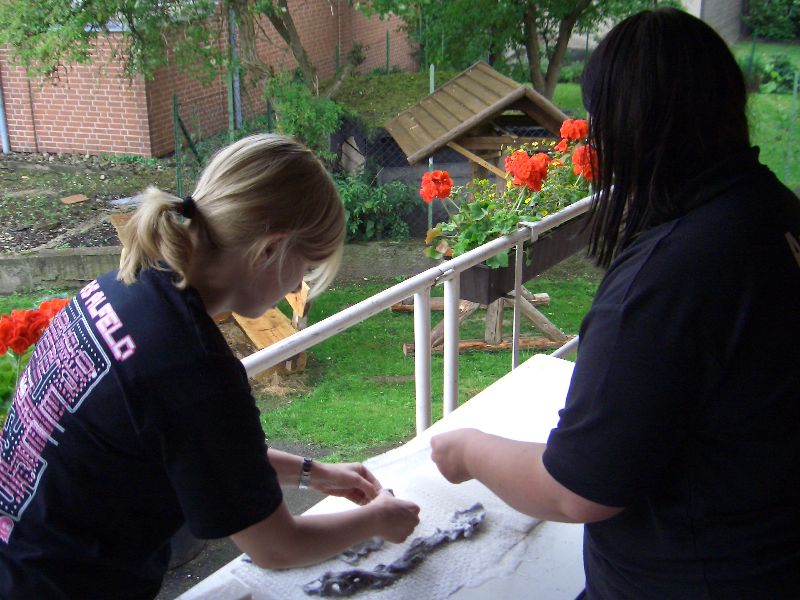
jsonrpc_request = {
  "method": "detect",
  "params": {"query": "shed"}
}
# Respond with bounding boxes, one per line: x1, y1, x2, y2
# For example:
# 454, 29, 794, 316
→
384, 62, 568, 180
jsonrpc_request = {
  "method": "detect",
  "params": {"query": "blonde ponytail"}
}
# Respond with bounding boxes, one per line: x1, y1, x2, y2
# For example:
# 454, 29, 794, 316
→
116, 134, 345, 295
116, 187, 195, 287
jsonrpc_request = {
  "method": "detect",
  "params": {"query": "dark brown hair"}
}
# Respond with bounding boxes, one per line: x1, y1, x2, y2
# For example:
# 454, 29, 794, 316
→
583, 8, 750, 267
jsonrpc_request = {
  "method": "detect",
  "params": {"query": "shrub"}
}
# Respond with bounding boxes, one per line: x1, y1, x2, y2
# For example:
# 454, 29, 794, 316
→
761, 54, 799, 94
558, 61, 585, 84
336, 173, 416, 242
266, 71, 344, 161
744, 0, 800, 40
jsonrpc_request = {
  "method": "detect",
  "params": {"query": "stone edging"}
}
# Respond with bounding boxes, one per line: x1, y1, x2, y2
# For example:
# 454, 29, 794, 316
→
0, 242, 435, 295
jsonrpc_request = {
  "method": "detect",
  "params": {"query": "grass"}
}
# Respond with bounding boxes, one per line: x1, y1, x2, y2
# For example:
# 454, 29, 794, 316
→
259, 257, 601, 461
732, 39, 800, 66
0, 289, 74, 314
0, 256, 601, 463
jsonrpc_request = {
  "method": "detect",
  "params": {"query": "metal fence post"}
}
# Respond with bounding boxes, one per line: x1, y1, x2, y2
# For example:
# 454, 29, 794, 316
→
173, 95, 183, 198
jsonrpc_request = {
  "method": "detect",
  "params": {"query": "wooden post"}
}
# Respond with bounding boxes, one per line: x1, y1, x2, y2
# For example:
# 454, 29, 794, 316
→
484, 299, 504, 345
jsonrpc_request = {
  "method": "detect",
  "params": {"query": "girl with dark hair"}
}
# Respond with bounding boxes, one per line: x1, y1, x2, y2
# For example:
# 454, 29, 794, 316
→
0, 134, 420, 598
431, 8, 800, 598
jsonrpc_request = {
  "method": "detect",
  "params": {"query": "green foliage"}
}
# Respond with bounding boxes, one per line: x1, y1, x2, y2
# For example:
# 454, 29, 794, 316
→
424, 139, 591, 268
360, 0, 682, 97
336, 173, 417, 241
558, 61, 585, 84
744, 0, 800, 40
0, 0, 224, 80
333, 70, 459, 130
760, 54, 799, 94
0, 354, 17, 421
266, 72, 344, 160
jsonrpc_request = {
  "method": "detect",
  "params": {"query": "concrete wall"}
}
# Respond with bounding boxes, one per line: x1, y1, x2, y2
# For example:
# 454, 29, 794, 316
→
0, 242, 436, 295
699, 0, 745, 44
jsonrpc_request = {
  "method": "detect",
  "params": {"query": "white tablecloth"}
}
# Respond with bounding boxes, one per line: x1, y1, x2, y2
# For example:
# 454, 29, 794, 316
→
179, 354, 584, 600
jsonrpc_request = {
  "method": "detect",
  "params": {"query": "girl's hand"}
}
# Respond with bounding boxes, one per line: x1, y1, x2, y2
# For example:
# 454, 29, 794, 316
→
430, 428, 482, 484
310, 462, 382, 505
367, 490, 421, 543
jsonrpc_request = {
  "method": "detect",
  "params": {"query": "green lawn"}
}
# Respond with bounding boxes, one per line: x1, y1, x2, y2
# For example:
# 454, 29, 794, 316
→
732, 39, 800, 66
260, 260, 600, 461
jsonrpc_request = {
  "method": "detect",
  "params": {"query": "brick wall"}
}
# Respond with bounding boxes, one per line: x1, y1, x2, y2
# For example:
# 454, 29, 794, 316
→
148, 1, 415, 156
0, 3, 415, 158
0, 39, 150, 156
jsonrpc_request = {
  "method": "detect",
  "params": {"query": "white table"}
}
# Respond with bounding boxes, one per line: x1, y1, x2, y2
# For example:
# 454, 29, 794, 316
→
179, 354, 584, 600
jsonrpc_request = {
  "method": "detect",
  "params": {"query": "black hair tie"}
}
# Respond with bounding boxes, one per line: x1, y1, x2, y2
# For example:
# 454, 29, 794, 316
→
180, 195, 197, 219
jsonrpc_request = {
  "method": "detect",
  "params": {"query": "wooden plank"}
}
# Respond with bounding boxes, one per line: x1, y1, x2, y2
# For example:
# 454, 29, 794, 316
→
430, 93, 474, 126
515, 93, 568, 136
233, 309, 298, 349
453, 79, 502, 109
473, 62, 526, 89
60, 194, 89, 205
439, 82, 487, 115
408, 86, 527, 163
419, 96, 463, 132
484, 298, 504, 345
285, 282, 310, 318
384, 119, 420, 159
403, 336, 570, 356
461, 70, 515, 104
393, 297, 522, 312
429, 300, 480, 347
447, 142, 507, 179
397, 111, 437, 150
515, 293, 568, 342
410, 105, 451, 140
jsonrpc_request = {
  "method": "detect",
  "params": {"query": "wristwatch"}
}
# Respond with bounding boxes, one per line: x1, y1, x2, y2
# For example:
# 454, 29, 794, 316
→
298, 457, 313, 489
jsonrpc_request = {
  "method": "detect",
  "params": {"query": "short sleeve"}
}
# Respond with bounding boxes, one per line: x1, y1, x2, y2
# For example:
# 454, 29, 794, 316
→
142, 357, 283, 539
543, 267, 704, 507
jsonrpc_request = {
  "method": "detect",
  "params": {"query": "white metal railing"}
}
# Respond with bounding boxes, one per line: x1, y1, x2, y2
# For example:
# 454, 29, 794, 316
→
241, 195, 592, 434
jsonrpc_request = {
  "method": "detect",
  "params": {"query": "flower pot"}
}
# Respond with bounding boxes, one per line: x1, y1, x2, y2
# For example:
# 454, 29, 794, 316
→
458, 212, 591, 305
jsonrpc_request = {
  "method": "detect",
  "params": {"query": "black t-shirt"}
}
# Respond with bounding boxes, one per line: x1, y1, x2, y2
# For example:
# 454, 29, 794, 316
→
0, 268, 283, 599
543, 150, 800, 599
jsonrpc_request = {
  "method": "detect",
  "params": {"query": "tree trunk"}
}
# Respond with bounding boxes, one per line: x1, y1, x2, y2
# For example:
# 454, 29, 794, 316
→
264, 0, 318, 91
543, 0, 593, 99
523, 6, 547, 96
229, 0, 272, 79
525, 0, 593, 100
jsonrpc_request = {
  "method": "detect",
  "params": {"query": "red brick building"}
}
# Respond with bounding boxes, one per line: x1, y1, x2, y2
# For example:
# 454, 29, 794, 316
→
0, 2, 414, 157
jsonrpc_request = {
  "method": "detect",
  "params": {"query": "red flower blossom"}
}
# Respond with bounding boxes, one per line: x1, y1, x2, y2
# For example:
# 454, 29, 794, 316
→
560, 119, 589, 142
505, 150, 551, 191
572, 144, 598, 181
38, 298, 69, 320
0, 300, 66, 357
554, 138, 569, 153
420, 170, 453, 203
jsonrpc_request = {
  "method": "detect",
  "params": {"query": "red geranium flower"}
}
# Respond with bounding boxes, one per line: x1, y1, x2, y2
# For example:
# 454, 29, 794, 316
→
420, 170, 453, 203
554, 138, 569, 153
39, 298, 69, 320
560, 119, 589, 141
572, 144, 598, 181
505, 151, 551, 192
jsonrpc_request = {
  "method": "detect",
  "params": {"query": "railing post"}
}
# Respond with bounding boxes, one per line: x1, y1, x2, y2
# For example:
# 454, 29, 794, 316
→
443, 274, 460, 415
512, 242, 523, 369
414, 289, 432, 433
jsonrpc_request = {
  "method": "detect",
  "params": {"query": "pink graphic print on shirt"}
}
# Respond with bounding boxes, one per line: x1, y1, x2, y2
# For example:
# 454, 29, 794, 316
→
0, 281, 133, 543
